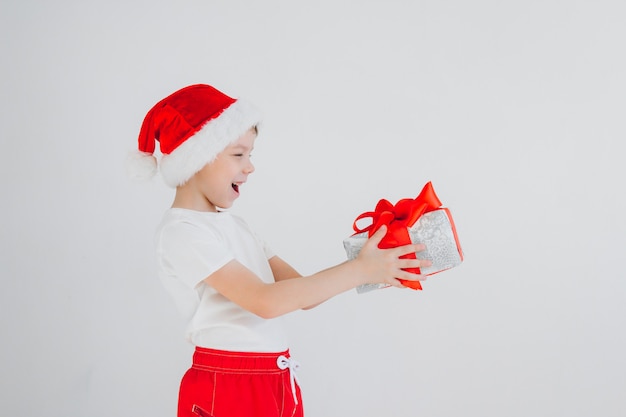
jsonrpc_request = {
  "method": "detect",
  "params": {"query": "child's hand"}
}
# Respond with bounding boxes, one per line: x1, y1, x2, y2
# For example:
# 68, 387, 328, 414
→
356, 225, 431, 288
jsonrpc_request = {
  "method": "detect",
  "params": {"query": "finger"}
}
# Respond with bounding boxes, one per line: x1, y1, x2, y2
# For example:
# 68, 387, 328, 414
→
396, 272, 428, 282
414, 243, 427, 253
394, 243, 426, 257
399, 258, 432, 269
391, 275, 424, 289
390, 278, 408, 288
368, 225, 387, 245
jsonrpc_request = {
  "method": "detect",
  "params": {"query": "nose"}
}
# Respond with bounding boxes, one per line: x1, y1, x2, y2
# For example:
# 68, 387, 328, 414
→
244, 160, 255, 174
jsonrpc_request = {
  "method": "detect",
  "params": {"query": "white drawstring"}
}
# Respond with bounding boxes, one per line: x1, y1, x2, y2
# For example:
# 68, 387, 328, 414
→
277, 355, 301, 406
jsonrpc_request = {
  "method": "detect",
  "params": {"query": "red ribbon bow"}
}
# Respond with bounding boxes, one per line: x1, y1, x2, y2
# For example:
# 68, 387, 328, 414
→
352, 181, 442, 290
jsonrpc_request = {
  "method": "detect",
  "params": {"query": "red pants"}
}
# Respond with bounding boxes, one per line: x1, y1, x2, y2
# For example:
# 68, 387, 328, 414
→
178, 347, 304, 417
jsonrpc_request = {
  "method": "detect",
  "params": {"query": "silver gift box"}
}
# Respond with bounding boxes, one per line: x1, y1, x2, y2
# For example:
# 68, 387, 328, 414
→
343, 208, 463, 293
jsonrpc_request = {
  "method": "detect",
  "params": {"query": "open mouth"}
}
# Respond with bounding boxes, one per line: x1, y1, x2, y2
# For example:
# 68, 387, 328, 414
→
232, 183, 239, 193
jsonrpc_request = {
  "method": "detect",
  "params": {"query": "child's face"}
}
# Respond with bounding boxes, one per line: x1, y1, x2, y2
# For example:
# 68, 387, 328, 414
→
194, 128, 257, 212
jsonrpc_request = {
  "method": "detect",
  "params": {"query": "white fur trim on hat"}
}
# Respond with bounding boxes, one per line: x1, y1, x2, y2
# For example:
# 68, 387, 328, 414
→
159, 99, 262, 187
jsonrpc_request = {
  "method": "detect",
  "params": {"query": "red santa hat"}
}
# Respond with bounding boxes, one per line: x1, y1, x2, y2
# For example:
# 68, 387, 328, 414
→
128, 84, 262, 187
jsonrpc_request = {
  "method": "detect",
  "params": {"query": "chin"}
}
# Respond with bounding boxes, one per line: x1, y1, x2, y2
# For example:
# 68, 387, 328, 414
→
215, 203, 233, 211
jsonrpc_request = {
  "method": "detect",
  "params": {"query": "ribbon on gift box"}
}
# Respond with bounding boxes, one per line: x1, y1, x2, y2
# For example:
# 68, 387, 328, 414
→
352, 181, 443, 290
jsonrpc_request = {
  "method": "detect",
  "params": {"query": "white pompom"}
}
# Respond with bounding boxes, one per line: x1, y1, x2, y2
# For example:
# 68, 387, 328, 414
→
126, 151, 158, 181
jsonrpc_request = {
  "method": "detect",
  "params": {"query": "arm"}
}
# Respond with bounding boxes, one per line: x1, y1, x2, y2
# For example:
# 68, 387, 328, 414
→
268, 255, 303, 281
204, 226, 430, 319
268, 255, 330, 310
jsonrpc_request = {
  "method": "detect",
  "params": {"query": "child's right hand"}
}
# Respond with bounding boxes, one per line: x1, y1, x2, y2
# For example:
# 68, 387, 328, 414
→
355, 225, 430, 288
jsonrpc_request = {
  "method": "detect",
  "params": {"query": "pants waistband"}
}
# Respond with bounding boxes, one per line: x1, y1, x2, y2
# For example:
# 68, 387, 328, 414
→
192, 347, 302, 406
192, 347, 291, 374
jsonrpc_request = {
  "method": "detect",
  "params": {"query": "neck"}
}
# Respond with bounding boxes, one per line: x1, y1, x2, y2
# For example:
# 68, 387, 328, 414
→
171, 185, 218, 212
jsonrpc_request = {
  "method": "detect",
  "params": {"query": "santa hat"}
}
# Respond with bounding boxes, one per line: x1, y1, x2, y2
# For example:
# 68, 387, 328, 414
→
128, 84, 262, 187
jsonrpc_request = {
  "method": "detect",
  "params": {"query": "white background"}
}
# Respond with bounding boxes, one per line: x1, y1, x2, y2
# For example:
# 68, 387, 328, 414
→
1, 1, 625, 416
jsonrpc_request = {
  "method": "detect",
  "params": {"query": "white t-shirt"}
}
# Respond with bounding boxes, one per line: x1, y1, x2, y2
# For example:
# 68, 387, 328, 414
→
155, 208, 289, 352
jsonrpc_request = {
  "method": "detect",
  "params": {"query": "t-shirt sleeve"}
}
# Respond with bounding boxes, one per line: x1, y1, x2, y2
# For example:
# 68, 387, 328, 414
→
256, 233, 275, 260
157, 222, 234, 289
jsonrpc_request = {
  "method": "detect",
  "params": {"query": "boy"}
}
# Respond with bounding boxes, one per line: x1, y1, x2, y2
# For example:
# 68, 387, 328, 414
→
129, 84, 430, 417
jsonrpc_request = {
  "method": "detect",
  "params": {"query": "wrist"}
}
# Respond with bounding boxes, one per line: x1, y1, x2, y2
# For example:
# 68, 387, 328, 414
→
346, 258, 371, 287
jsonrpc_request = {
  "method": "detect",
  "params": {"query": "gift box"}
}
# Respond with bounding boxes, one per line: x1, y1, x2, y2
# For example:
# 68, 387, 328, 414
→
343, 182, 463, 294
